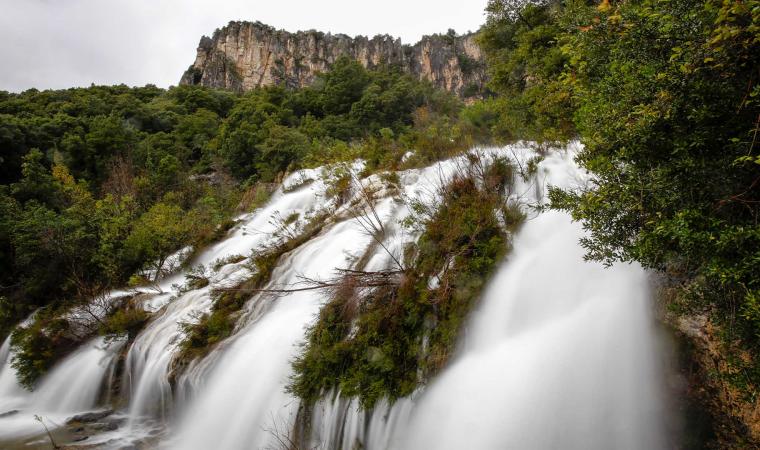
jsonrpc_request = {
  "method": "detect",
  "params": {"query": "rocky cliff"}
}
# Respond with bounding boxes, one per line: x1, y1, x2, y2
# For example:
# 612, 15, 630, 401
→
180, 21, 486, 98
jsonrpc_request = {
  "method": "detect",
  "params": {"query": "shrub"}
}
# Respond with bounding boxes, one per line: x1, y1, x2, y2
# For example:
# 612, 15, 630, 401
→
10, 312, 80, 389
100, 305, 151, 341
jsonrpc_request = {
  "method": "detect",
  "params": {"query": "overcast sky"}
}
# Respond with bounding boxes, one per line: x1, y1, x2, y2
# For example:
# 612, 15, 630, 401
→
0, 0, 488, 93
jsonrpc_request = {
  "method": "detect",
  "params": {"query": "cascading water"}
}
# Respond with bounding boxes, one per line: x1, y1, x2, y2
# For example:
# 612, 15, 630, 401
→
0, 144, 672, 449
299, 147, 669, 450
392, 211, 666, 449
0, 336, 122, 442
120, 166, 356, 441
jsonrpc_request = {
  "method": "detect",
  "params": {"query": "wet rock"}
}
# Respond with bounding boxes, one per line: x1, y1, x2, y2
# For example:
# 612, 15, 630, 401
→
668, 311, 760, 446
66, 409, 114, 424
91, 418, 122, 431
0, 409, 19, 418
676, 313, 709, 341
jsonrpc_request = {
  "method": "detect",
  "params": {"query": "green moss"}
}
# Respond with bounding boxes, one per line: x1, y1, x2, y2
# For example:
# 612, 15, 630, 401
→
176, 288, 247, 362
289, 159, 524, 408
186, 274, 211, 291
211, 254, 246, 271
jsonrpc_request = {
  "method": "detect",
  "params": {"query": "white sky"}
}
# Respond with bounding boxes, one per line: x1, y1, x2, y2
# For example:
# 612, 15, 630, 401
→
0, 0, 488, 92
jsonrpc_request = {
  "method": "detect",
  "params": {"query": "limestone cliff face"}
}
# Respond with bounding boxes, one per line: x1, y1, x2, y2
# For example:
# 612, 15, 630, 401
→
180, 21, 486, 98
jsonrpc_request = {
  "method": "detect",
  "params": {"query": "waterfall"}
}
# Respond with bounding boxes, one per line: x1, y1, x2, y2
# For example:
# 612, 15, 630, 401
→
0, 144, 671, 449
168, 157, 459, 450
0, 335, 24, 409
31, 337, 123, 414
300, 146, 668, 450
392, 211, 666, 449
0, 336, 121, 441
122, 166, 348, 428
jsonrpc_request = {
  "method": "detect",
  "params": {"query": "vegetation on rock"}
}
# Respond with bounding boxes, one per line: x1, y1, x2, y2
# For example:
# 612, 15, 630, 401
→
10, 295, 150, 389
289, 155, 524, 408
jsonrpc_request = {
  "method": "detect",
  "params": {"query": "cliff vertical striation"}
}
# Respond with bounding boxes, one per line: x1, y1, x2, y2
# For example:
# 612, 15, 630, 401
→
180, 21, 486, 98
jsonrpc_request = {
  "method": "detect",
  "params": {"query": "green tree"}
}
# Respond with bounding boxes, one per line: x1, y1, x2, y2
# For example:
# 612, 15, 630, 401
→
318, 57, 372, 116
256, 122, 310, 181
94, 194, 139, 281
58, 114, 136, 182
478, 0, 573, 140
125, 202, 191, 281
174, 108, 220, 166
543, 0, 760, 399
0, 114, 29, 184
218, 93, 294, 180
10, 149, 59, 206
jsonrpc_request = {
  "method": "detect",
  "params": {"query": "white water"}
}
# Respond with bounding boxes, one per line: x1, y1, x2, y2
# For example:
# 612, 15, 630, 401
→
299, 147, 668, 450
0, 144, 671, 449
123, 165, 348, 427
395, 211, 666, 449
169, 220, 372, 449
0, 336, 121, 440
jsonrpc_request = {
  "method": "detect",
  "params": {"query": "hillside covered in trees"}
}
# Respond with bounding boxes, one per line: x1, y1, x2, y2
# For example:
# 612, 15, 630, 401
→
0, 0, 758, 447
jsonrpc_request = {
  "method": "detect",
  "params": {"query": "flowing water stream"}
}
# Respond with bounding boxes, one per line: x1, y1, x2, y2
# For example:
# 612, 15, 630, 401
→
0, 144, 671, 449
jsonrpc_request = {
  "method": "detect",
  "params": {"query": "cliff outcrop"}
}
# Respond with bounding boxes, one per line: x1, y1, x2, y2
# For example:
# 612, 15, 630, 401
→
180, 21, 486, 98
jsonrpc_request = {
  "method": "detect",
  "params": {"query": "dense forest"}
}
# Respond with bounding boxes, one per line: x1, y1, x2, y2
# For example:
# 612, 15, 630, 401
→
0, 0, 758, 446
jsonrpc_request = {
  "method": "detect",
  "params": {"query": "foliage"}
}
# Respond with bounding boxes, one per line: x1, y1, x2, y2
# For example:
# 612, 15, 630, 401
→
99, 304, 151, 341
217, 57, 464, 181
550, 0, 759, 356
564, 0, 760, 417
9, 309, 79, 389
479, 0, 760, 428
478, 0, 574, 141
289, 157, 524, 408
0, 85, 245, 342
124, 202, 191, 281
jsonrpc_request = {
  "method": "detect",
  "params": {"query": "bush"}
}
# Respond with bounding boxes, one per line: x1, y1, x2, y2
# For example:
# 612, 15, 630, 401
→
10, 311, 81, 389
100, 305, 151, 341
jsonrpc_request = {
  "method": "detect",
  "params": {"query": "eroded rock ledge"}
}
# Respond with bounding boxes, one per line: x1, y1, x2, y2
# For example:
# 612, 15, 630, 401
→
179, 21, 486, 98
